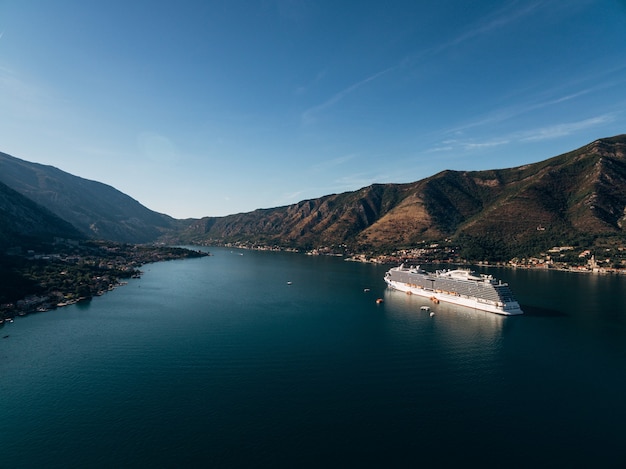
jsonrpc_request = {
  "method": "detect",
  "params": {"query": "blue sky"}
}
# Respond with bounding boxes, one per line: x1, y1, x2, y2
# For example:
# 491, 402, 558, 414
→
1, 0, 625, 218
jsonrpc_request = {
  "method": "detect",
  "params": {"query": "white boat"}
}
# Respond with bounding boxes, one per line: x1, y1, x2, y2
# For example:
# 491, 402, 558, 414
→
384, 264, 523, 316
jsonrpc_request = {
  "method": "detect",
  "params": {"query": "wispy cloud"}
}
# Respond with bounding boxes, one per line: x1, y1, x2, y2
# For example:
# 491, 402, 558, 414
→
427, 145, 455, 153
521, 114, 616, 142
281, 190, 305, 201
0, 66, 56, 120
278, 167, 392, 207
462, 140, 511, 150
301, 67, 395, 125
309, 153, 357, 172
428, 138, 510, 154
295, 69, 327, 96
443, 69, 625, 137
331, 168, 393, 191
397, 1, 548, 72
271, 190, 301, 206
429, 112, 617, 154
300, 2, 552, 128
433, 0, 546, 53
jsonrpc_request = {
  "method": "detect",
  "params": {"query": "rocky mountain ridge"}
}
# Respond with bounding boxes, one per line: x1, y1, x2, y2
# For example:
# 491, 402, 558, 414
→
1, 135, 625, 260
175, 135, 626, 259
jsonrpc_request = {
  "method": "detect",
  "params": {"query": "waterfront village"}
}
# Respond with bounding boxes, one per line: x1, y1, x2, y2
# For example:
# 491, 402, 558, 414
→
0, 239, 208, 323
351, 244, 626, 274
222, 240, 626, 274
3, 237, 625, 324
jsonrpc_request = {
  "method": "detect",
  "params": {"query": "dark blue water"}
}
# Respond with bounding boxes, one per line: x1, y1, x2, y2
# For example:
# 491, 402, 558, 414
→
1, 247, 625, 468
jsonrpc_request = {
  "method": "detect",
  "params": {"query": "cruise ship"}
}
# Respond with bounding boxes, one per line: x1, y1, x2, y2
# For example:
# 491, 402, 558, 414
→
384, 265, 523, 315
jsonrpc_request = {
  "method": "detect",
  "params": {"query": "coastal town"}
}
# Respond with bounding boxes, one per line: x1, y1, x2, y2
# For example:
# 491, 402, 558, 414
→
361, 243, 626, 274
3, 236, 625, 325
0, 240, 209, 323
220, 239, 626, 274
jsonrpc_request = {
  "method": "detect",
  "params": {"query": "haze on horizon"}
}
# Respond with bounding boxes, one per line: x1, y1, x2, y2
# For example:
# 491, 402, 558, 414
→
1, 0, 625, 219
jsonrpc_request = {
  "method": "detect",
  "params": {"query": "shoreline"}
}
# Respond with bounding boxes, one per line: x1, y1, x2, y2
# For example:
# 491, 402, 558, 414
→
0, 243, 209, 323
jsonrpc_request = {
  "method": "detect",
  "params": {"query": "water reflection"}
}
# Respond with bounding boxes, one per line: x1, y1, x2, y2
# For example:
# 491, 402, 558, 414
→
382, 286, 507, 340
380, 287, 511, 405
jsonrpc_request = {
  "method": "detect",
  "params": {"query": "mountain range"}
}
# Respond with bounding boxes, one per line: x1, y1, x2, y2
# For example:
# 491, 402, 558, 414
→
0, 151, 176, 243
174, 135, 626, 258
1, 135, 625, 260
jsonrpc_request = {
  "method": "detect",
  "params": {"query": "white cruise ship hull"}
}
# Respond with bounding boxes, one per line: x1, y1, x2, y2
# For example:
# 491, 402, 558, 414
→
385, 278, 524, 316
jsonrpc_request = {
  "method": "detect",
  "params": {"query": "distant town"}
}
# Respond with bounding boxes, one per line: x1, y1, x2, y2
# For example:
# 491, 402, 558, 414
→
218, 240, 626, 274
367, 244, 626, 274
3, 237, 625, 324
1, 240, 208, 322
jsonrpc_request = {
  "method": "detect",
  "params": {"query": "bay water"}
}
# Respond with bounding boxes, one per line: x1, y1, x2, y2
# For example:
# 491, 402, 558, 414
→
1, 247, 625, 467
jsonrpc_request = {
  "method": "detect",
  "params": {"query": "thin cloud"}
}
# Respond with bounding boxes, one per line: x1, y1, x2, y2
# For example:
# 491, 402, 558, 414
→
430, 113, 616, 153
521, 114, 616, 142
444, 75, 623, 137
427, 138, 509, 153
0, 66, 55, 119
309, 153, 356, 172
474, 1, 546, 36
463, 140, 510, 150
333, 170, 385, 191
301, 67, 395, 125
300, 2, 550, 128
436, 0, 546, 52
427, 145, 455, 153
272, 190, 305, 207
295, 69, 327, 96
282, 168, 390, 206
399, 1, 547, 72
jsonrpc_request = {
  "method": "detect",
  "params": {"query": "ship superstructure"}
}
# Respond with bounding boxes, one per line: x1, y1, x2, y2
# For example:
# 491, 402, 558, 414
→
384, 265, 523, 315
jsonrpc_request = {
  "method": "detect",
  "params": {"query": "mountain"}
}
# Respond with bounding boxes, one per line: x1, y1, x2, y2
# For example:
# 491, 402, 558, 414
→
0, 152, 176, 243
0, 179, 83, 249
2, 135, 625, 260
174, 135, 626, 259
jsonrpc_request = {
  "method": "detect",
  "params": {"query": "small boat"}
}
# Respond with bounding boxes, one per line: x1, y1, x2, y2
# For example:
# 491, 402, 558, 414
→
376, 298, 384, 304
287, 281, 292, 285
364, 288, 370, 292
420, 306, 430, 311
430, 312, 435, 317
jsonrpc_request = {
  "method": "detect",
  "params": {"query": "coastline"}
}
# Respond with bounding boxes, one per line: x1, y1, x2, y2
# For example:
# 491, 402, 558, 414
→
0, 243, 209, 323
195, 240, 626, 275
